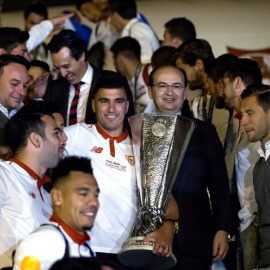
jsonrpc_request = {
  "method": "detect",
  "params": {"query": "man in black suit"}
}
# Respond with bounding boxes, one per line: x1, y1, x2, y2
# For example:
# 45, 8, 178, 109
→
44, 29, 109, 126
147, 65, 231, 270
0, 54, 29, 154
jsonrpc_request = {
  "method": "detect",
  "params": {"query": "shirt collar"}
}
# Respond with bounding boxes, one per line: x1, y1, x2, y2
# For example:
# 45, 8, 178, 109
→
9, 158, 46, 201
0, 102, 22, 118
258, 140, 270, 160
80, 63, 93, 85
122, 18, 139, 33
95, 123, 128, 157
50, 213, 90, 245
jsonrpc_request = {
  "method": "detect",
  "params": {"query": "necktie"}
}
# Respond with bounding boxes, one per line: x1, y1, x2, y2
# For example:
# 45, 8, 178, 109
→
69, 82, 82, 126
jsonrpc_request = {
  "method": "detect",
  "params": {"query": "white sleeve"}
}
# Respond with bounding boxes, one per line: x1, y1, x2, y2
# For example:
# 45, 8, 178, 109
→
129, 24, 155, 64
26, 20, 53, 52
13, 227, 66, 270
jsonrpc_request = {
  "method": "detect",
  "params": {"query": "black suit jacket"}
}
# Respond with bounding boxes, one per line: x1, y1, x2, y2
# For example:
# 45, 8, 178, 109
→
0, 111, 8, 145
44, 66, 113, 125
172, 118, 231, 262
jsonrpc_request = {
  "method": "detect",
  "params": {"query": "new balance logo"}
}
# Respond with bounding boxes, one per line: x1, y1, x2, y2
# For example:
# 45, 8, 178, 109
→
90, 146, 103, 153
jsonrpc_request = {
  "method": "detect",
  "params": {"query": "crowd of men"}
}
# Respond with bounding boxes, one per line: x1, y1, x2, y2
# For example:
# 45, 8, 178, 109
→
0, 0, 269, 270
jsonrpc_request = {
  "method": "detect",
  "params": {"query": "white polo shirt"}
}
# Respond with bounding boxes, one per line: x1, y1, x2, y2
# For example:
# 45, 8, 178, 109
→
0, 160, 52, 268
13, 216, 94, 270
64, 123, 137, 253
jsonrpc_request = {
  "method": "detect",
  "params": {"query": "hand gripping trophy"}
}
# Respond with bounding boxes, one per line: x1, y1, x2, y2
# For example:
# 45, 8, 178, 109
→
118, 114, 194, 270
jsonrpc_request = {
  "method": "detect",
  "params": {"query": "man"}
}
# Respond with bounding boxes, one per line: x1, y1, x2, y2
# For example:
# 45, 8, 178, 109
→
240, 84, 270, 270
111, 36, 152, 113
221, 58, 262, 270
24, 2, 48, 32
0, 54, 30, 145
44, 29, 110, 126
174, 39, 230, 145
64, 74, 178, 267
108, 0, 159, 64
0, 111, 61, 268
147, 65, 231, 270
13, 156, 99, 270
0, 13, 73, 62
162, 17, 196, 48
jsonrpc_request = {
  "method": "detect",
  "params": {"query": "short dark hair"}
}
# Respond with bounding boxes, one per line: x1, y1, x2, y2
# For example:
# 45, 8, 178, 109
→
19, 100, 61, 116
50, 257, 101, 270
24, 2, 48, 20
241, 84, 270, 112
30, 59, 50, 72
89, 71, 135, 135
165, 17, 196, 43
209, 53, 237, 83
0, 54, 30, 79
47, 30, 86, 60
174, 39, 215, 74
51, 156, 93, 188
0, 27, 29, 53
224, 58, 262, 87
151, 46, 176, 69
111, 37, 141, 61
109, 0, 136, 19
6, 112, 47, 154
76, 0, 93, 10
149, 65, 187, 88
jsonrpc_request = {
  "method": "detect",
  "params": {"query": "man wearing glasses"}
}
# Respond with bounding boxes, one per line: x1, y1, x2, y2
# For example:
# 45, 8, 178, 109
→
148, 65, 231, 270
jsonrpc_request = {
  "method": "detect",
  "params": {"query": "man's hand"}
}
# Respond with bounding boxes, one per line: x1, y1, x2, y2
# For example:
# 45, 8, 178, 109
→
212, 230, 229, 262
33, 72, 50, 99
144, 221, 175, 257
50, 13, 74, 31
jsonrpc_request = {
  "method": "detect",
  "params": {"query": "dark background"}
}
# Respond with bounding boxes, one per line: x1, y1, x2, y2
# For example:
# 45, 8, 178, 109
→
2, 0, 75, 12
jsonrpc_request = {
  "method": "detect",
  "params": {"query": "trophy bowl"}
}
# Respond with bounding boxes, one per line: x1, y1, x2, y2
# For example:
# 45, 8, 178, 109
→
118, 236, 177, 270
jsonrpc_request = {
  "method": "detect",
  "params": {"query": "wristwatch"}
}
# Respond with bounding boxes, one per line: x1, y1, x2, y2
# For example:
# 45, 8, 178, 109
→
164, 219, 179, 234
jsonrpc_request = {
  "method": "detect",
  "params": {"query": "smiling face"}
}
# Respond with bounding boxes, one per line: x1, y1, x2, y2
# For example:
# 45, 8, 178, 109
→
53, 171, 99, 233
241, 95, 270, 145
148, 66, 187, 115
51, 47, 86, 85
0, 63, 29, 111
52, 113, 68, 159
92, 88, 129, 137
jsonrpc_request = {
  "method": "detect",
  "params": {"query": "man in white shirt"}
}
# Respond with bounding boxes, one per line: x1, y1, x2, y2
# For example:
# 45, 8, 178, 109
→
109, 0, 159, 65
0, 111, 62, 268
64, 74, 178, 267
13, 156, 99, 270
240, 84, 270, 269
221, 58, 262, 270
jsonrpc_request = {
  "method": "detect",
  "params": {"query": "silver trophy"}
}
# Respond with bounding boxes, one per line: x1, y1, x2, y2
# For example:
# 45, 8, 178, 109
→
118, 114, 195, 270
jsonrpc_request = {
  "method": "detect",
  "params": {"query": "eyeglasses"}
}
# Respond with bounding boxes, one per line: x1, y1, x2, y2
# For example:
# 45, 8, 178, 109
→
153, 83, 185, 92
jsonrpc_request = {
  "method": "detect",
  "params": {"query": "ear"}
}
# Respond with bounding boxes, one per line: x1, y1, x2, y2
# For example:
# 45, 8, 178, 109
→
148, 86, 153, 100
173, 37, 182, 48
195, 59, 204, 72
0, 48, 7, 56
50, 188, 63, 207
234, 76, 245, 95
92, 98, 96, 113
79, 51, 85, 62
125, 100, 129, 114
28, 133, 42, 148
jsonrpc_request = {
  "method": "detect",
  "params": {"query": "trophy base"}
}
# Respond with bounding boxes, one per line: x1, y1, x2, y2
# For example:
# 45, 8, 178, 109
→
118, 236, 177, 270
